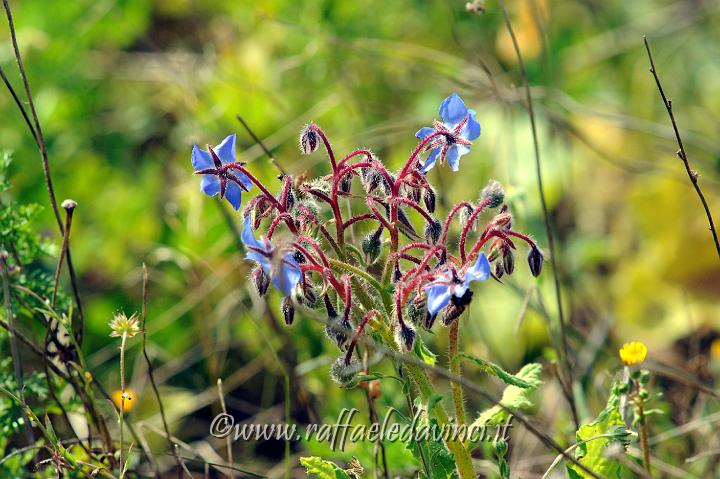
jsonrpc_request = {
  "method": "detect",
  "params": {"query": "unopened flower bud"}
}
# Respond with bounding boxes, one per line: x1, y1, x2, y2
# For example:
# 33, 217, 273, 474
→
396, 322, 416, 352
251, 266, 270, 296
361, 228, 382, 264
406, 294, 426, 325
492, 211, 512, 229
281, 296, 295, 325
423, 187, 437, 213
481, 180, 505, 208
406, 186, 421, 203
330, 357, 362, 386
424, 218, 442, 245
339, 174, 352, 194
424, 310, 438, 329
503, 250, 515, 276
325, 315, 353, 349
363, 169, 381, 193
528, 247, 544, 277
392, 261, 403, 284
459, 204, 475, 230
493, 261, 504, 279
285, 187, 296, 211
323, 295, 338, 318
299, 125, 320, 154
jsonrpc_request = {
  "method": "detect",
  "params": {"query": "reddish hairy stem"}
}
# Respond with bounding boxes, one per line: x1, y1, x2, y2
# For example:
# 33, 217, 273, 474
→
394, 197, 435, 223
309, 124, 337, 172
344, 310, 380, 365
459, 197, 492, 262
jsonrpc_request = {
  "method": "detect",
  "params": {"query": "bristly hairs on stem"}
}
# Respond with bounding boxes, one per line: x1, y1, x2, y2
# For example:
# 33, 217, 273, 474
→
643, 36, 720, 262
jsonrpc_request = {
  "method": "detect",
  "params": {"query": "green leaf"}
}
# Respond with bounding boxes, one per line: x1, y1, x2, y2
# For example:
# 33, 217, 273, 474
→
452, 352, 533, 388
299, 457, 351, 479
404, 418, 458, 479
470, 363, 543, 428
414, 336, 437, 366
566, 387, 628, 479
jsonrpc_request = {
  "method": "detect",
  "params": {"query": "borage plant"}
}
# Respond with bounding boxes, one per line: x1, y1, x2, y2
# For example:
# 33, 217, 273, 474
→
192, 93, 545, 477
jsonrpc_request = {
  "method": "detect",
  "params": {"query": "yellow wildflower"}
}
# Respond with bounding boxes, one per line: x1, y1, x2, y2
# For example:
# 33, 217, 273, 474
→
619, 341, 647, 366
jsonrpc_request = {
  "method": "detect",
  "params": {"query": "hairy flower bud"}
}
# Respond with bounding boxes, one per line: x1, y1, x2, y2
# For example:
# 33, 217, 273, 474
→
330, 357, 362, 386
503, 249, 515, 276
423, 187, 437, 213
493, 260, 504, 279
339, 174, 352, 194
299, 125, 320, 154
285, 187, 296, 211
325, 315, 353, 349
392, 261, 403, 284
361, 228, 382, 264
424, 310, 438, 329
424, 218, 442, 245
459, 204, 475, 230
528, 247, 544, 277
481, 179, 505, 208
281, 296, 295, 325
323, 295, 338, 318
396, 322, 416, 352
363, 169, 381, 193
251, 266, 270, 296
406, 294, 426, 325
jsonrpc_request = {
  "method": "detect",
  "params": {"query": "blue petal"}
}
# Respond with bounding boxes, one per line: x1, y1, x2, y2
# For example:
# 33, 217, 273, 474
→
224, 182, 242, 210
461, 109, 481, 141
215, 134, 236, 165
273, 255, 302, 296
231, 170, 253, 191
200, 175, 220, 197
241, 217, 265, 250
447, 145, 471, 172
439, 93, 468, 127
420, 148, 441, 174
425, 283, 453, 315
192, 145, 213, 170
464, 253, 491, 286
247, 251, 271, 273
415, 127, 436, 139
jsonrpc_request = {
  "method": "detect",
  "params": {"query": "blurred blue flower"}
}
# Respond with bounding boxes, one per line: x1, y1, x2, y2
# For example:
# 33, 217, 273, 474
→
424, 253, 490, 315
192, 134, 252, 210
241, 218, 302, 296
415, 93, 481, 173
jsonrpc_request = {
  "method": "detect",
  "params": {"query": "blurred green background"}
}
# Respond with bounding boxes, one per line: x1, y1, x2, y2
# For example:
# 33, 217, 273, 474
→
1, 0, 719, 474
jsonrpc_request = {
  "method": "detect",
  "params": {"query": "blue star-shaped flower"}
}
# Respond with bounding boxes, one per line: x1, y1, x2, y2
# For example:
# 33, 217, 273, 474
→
241, 218, 302, 296
192, 134, 253, 210
415, 93, 481, 173
424, 253, 490, 315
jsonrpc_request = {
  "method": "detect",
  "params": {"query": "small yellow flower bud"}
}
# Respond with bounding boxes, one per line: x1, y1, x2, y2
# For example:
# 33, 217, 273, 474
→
112, 389, 137, 412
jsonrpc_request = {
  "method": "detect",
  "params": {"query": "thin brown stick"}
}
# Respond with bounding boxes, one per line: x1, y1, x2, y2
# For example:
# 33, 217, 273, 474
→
51, 201, 75, 308
2, 0, 62, 232
216, 379, 234, 479
494, 0, 578, 428
643, 36, 720, 261
140, 263, 183, 477
0, 250, 35, 449
236, 114, 287, 175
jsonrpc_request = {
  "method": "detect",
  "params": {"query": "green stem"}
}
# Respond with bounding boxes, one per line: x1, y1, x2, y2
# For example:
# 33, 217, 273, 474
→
448, 320, 465, 426
328, 258, 393, 316
119, 331, 127, 479
371, 323, 475, 478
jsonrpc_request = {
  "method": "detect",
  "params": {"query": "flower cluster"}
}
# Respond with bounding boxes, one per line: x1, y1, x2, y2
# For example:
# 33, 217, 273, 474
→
192, 93, 543, 384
